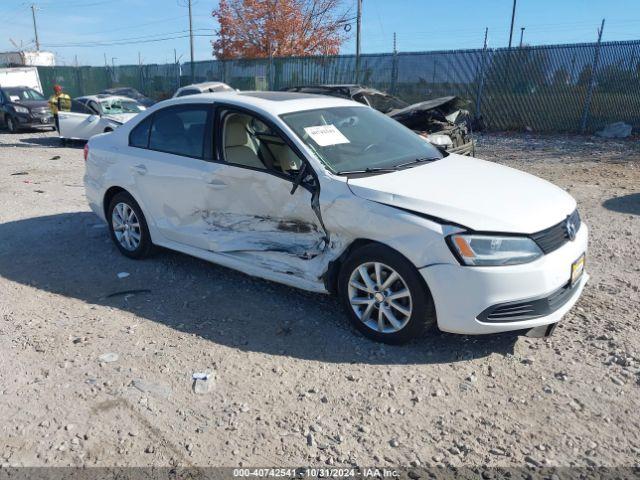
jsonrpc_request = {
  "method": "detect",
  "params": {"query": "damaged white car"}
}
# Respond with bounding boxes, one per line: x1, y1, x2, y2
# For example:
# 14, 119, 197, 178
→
58, 94, 145, 142
84, 91, 588, 343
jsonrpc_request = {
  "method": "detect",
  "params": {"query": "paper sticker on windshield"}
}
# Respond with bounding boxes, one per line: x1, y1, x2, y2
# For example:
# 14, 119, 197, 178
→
304, 125, 350, 147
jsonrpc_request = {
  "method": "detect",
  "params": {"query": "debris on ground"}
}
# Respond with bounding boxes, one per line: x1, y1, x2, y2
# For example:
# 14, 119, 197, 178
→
192, 372, 214, 394
98, 352, 119, 363
595, 122, 632, 139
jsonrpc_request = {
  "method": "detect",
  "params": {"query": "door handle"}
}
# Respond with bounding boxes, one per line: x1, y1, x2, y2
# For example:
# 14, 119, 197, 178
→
131, 164, 147, 175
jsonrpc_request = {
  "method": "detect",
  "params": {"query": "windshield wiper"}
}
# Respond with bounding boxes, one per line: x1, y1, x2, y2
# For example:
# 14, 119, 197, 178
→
337, 157, 438, 175
337, 166, 399, 175
392, 157, 439, 169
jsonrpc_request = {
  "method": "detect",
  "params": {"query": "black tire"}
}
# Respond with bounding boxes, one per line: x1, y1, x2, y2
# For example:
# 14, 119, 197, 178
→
337, 243, 436, 344
6, 116, 18, 133
107, 191, 154, 259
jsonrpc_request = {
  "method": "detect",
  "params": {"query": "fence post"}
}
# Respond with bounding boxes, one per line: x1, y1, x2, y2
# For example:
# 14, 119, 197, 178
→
475, 27, 489, 123
391, 52, 399, 95
580, 19, 605, 133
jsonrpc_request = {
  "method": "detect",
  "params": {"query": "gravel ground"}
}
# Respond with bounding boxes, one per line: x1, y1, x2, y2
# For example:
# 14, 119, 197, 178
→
0, 129, 639, 469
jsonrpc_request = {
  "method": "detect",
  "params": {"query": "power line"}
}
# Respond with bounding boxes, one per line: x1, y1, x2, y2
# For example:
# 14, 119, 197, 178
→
41, 28, 214, 47
42, 33, 216, 48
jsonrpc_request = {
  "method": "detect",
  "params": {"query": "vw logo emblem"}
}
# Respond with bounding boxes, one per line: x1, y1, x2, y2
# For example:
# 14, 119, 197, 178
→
565, 217, 577, 241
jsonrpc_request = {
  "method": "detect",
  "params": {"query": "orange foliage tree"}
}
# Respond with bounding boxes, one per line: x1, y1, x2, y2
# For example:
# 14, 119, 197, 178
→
212, 0, 351, 59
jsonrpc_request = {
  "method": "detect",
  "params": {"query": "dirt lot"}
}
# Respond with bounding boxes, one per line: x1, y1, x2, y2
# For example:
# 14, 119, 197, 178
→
0, 130, 639, 469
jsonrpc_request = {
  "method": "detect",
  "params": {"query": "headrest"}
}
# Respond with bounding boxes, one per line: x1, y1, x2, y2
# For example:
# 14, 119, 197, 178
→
225, 114, 250, 147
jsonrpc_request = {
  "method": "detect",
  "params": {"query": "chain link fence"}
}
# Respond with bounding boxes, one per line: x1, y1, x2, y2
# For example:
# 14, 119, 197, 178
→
36, 63, 180, 101
35, 40, 640, 133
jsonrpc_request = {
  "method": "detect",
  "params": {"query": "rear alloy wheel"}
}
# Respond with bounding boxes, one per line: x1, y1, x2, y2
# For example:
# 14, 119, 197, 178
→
107, 192, 153, 259
6, 116, 18, 133
338, 244, 436, 344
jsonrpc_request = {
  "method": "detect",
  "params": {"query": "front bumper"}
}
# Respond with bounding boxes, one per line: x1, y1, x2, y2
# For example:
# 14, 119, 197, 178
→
15, 112, 54, 129
420, 223, 588, 334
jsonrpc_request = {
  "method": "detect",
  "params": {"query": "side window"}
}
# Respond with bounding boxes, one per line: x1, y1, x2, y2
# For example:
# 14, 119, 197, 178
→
149, 105, 209, 158
70, 100, 93, 115
129, 115, 153, 149
221, 110, 303, 175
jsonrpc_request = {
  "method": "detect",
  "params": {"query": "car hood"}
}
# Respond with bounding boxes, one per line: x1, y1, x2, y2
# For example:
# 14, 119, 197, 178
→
346, 154, 576, 233
13, 100, 50, 110
102, 113, 139, 124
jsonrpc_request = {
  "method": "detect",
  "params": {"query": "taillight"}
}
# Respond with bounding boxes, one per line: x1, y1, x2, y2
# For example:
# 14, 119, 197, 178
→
83, 143, 89, 162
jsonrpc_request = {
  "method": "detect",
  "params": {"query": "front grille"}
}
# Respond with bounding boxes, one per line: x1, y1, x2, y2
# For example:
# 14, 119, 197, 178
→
530, 209, 581, 254
478, 280, 580, 323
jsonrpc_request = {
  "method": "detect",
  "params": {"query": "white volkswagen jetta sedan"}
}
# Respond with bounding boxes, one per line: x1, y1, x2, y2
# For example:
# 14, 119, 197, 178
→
84, 91, 588, 343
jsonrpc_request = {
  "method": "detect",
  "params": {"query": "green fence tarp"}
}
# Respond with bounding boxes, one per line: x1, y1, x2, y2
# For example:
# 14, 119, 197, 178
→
37, 40, 640, 133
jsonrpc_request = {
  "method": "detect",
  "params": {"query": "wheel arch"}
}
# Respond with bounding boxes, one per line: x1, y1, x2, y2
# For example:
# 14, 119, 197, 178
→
102, 186, 128, 220
324, 238, 431, 296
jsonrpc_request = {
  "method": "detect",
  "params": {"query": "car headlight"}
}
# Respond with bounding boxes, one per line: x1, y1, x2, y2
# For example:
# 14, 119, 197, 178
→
424, 134, 453, 147
447, 233, 543, 266
13, 105, 30, 114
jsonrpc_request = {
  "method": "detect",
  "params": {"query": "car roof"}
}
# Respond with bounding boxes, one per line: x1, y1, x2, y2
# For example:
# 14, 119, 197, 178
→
166, 90, 364, 115
180, 81, 231, 90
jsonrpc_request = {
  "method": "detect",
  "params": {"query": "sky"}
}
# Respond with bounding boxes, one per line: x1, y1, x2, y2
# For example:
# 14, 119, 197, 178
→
0, 0, 639, 66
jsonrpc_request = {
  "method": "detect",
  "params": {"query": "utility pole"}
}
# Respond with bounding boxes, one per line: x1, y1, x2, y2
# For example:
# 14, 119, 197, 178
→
519, 27, 525, 47
580, 18, 605, 133
508, 0, 517, 48
355, 0, 362, 83
391, 32, 398, 94
30, 4, 40, 51
475, 27, 489, 123
188, 0, 195, 83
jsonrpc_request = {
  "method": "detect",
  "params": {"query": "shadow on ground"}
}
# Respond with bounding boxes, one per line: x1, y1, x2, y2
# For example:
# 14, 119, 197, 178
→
603, 193, 640, 216
0, 212, 521, 365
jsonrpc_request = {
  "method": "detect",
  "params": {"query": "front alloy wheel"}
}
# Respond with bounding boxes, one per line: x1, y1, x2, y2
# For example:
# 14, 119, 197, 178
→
338, 243, 436, 344
348, 262, 412, 334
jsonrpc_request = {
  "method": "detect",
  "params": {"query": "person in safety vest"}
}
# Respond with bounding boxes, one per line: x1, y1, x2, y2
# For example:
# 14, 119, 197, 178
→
48, 85, 71, 132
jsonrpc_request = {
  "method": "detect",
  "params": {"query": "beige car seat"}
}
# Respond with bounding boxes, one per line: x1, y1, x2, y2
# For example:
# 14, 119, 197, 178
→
269, 142, 303, 173
224, 114, 264, 169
